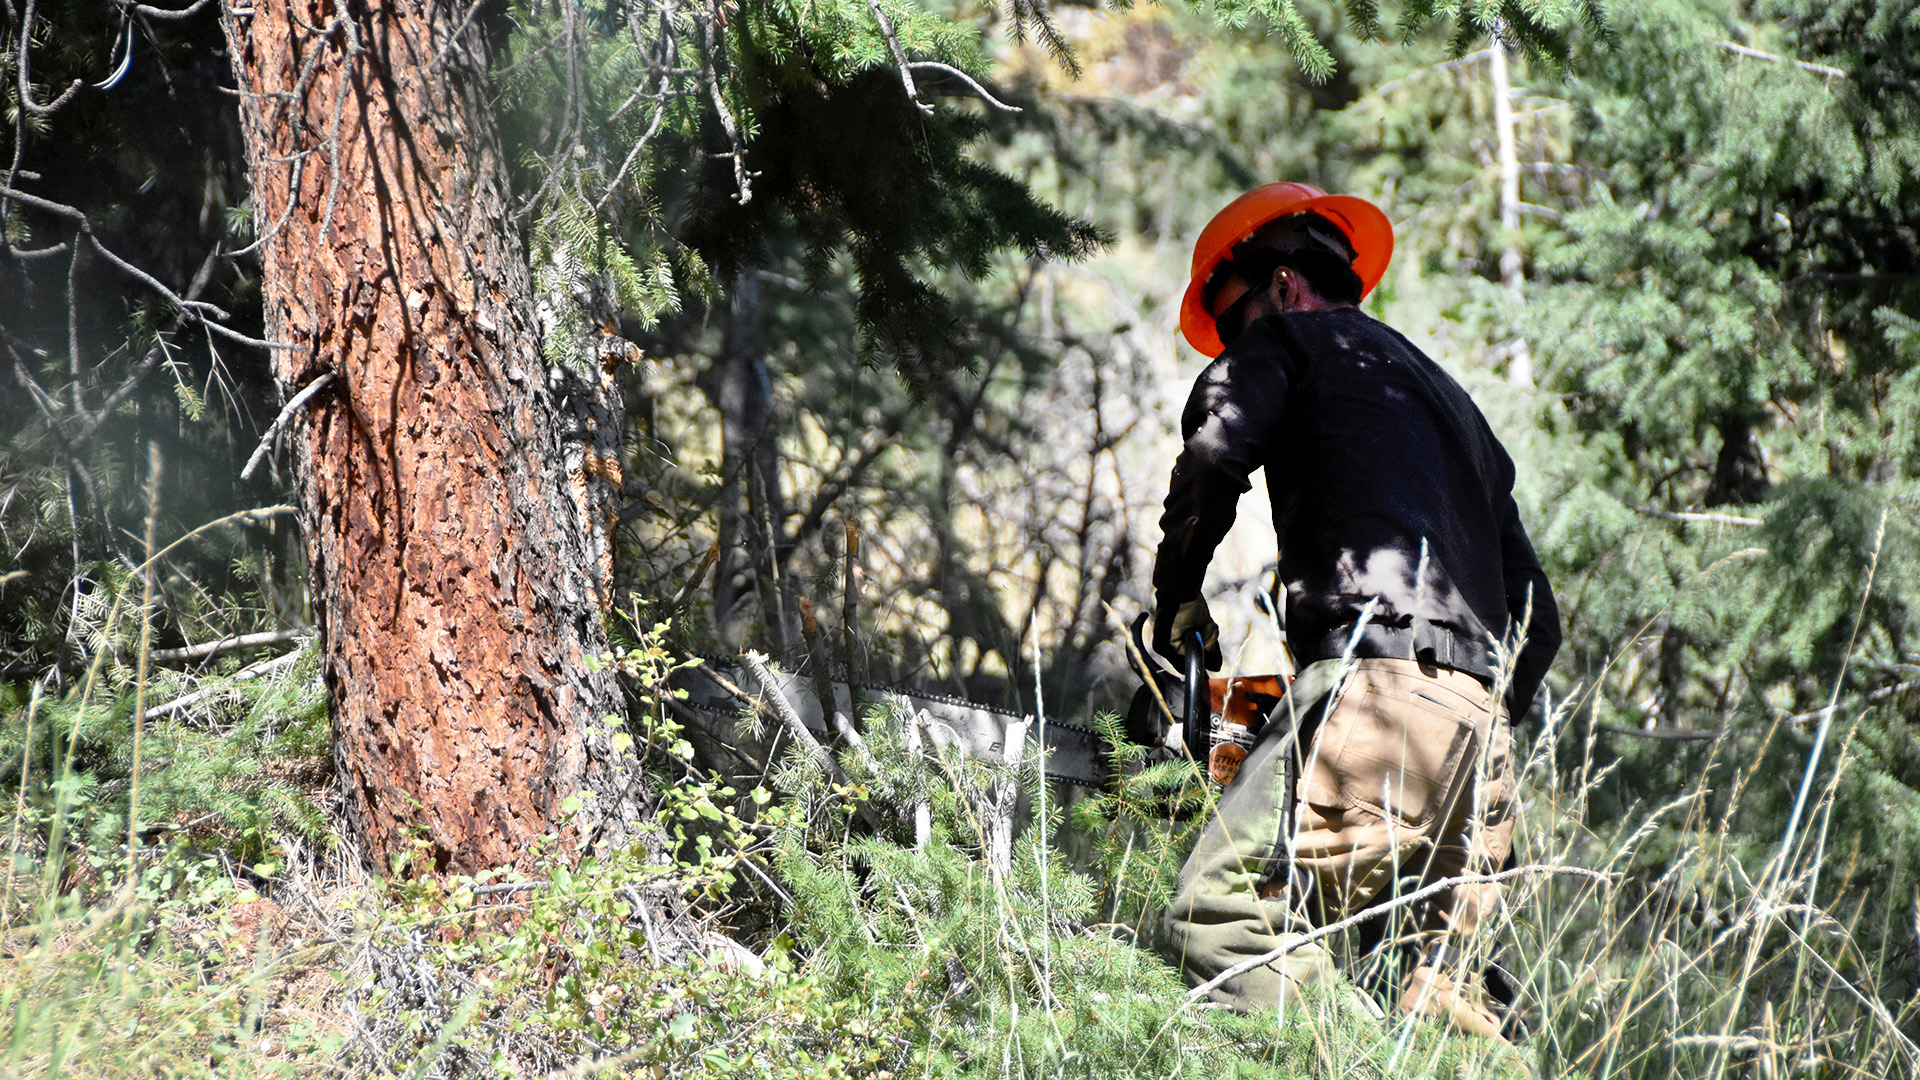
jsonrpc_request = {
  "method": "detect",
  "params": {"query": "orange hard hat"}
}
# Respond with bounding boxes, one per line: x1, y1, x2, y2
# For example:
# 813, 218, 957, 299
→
1178, 182, 1394, 357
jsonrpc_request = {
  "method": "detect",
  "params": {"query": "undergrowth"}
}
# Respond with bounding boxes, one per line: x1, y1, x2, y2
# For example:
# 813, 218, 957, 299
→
2, 619, 1915, 1078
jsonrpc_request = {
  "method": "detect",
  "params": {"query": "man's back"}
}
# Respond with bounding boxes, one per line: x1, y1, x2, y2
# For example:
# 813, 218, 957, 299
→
1154, 307, 1559, 715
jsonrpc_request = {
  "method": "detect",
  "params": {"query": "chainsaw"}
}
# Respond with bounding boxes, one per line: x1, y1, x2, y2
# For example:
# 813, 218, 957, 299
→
674, 613, 1288, 790
1120, 613, 1290, 786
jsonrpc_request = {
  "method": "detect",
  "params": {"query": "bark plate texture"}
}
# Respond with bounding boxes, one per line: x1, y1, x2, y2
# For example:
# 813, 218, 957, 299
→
224, 0, 640, 873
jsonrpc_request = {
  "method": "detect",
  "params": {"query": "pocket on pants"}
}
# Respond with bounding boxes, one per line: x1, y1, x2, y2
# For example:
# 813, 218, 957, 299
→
1299, 667, 1480, 829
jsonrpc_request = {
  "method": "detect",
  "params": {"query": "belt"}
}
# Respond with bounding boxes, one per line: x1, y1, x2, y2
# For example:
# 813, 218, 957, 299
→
1302, 621, 1493, 683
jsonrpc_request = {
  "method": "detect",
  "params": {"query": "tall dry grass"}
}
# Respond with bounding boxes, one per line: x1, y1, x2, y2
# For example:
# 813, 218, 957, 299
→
2, 498, 1913, 1077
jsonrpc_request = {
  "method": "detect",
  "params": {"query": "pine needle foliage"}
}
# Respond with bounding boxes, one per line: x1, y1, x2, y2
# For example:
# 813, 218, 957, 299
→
669, 60, 1104, 390
496, 0, 1105, 395
765, 699, 1526, 1078
1182, 0, 1604, 83
1491, 0, 1920, 1028
496, 0, 1611, 396
1066, 712, 1217, 939
531, 197, 689, 369
1524, 0, 1920, 725
0, 640, 330, 887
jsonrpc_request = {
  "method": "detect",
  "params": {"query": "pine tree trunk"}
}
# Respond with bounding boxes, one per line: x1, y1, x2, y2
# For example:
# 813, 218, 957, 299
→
222, 0, 640, 874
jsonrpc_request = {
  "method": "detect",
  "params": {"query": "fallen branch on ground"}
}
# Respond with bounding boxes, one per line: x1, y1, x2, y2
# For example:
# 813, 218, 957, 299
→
141, 647, 307, 722
1594, 722, 1723, 741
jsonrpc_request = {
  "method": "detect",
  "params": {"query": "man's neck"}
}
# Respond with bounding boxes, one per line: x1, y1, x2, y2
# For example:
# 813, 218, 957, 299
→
1250, 291, 1354, 322
1282, 296, 1354, 313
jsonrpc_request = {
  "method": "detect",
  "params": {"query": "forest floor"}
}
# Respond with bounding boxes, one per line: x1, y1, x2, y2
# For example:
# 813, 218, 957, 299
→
4, 654, 1914, 1079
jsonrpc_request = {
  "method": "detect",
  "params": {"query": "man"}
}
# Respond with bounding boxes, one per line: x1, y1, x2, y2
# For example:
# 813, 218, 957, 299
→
1150, 182, 1561, 1040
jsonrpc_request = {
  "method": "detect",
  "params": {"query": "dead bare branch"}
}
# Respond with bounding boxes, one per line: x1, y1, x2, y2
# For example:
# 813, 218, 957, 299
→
140, 645, 308, 722
1716, 40, 1847, 80
123, 0, 217, 21
16, 0, 84, 117
150, 628, 310, 664
428, 0, 488, 69
1638, 506, 1766, 527
241, 372, 337, 480
867, 0, 930, 115
1594, 722, 1724, 741
905, 61, 1021, 113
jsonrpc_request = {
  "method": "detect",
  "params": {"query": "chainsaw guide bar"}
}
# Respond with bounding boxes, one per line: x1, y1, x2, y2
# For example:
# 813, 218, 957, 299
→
673, 661, 1114, 789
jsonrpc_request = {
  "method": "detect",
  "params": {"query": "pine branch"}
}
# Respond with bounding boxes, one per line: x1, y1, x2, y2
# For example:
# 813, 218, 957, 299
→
241, 373, 337, 481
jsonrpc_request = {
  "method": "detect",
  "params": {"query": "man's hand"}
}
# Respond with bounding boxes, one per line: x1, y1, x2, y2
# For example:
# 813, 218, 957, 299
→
1154, 597, 1223, 671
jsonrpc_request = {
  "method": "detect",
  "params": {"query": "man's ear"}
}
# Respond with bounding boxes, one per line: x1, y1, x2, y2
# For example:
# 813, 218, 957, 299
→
1272, 266, 1296, 310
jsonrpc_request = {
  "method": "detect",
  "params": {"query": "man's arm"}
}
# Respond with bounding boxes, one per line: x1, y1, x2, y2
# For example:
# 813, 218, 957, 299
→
1151, 454, 1250, 660
1151, 349, 1286, 661
1497, 493, 1561, 719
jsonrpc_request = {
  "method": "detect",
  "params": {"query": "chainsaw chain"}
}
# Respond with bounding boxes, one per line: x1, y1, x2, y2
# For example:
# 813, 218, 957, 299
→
848, 682, 1109, 742
673, 653, 1107, 742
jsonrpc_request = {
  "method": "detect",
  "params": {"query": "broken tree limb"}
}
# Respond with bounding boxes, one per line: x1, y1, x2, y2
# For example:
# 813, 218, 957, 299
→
151, 627, 308, 664
866, 0, 930, 114
798, 597, 843, 750
1715, 40, 1847, 80
899, 704, 931, 849
140, 647, 307, 722
1637, 506, 1765, 528
1490, 32, 1531, 387
905, 61, 1022, 112
667, 545, 719, 611
841, 517, 865, 685
741, 650, 834, 774
741, 650, 884, 832
1594, 722, 1725, 742
241, 372, 335, 480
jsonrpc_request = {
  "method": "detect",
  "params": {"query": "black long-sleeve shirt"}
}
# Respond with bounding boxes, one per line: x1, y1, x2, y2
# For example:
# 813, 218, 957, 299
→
1152, 307, 1561, 717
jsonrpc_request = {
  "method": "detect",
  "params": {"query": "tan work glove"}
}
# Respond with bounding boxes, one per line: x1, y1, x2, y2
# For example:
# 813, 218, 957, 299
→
1153, 597, 1223, 670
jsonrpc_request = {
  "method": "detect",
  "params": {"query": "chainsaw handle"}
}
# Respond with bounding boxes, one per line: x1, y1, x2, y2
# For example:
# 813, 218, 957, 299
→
1183, 631, 1210, 761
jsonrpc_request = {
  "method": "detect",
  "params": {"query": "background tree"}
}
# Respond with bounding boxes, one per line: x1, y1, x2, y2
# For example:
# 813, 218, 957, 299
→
1517, 0, 1920, 1005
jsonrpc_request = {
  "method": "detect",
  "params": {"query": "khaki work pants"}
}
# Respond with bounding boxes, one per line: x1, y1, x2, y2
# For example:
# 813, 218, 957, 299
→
1165, 657, 1515, 1016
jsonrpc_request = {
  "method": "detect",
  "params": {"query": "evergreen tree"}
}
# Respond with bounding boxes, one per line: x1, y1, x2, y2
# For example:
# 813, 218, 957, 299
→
1527, 0, 1919, 744
1513, 0, 1920, 1005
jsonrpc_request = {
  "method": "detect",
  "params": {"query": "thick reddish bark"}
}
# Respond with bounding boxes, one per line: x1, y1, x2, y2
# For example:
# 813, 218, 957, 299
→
223, 0, 638, 873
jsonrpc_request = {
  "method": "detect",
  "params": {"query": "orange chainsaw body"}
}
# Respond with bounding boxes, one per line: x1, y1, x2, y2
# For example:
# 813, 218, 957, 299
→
1205, 675, 1288, 784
